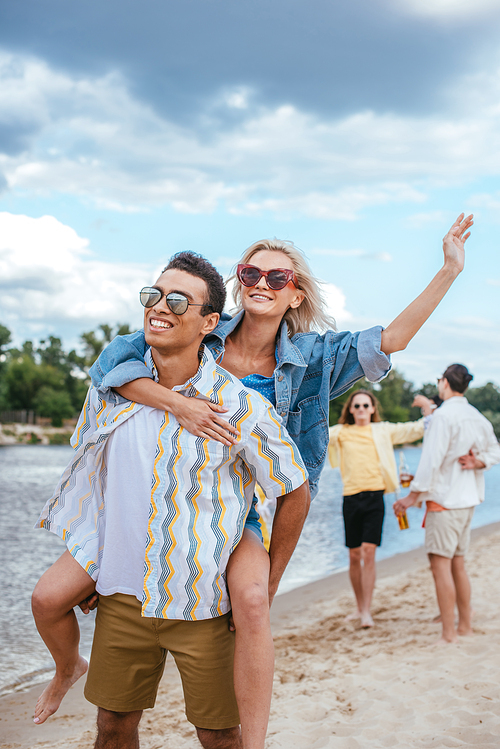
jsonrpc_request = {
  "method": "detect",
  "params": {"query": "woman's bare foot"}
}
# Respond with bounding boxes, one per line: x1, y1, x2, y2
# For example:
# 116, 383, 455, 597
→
433, 634, 458, 646
33, 656, 88, 724
457, 626, 474, 637
344, 611, 361, 622
360, 611, 374, 628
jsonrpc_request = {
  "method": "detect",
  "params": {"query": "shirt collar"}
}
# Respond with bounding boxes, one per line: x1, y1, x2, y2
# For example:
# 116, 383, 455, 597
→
145, 345, 225, 400
208, 310, 306, 369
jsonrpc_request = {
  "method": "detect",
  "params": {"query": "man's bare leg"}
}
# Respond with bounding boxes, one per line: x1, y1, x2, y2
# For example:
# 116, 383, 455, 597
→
226, 529, 273, 749
428, 553, 458, 644
359, 542, 377, 627
451, 555, 473, 636
196, 726, 242, 749
94, 708, 142, 749
31, 550, 96, 723
347, 547, 363, 620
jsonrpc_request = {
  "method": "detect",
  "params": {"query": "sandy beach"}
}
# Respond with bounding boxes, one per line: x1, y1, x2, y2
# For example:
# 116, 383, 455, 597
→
2, 524, 499, 749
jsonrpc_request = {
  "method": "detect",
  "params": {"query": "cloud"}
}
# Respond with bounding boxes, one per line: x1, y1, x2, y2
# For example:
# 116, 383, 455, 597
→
2, 50, 500, 221
487, 279, 500, 286
0, 212, 155, 346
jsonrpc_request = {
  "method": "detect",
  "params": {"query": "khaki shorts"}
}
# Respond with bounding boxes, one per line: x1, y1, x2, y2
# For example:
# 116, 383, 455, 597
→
425, 507, 475, 559
84, 593, 239, 729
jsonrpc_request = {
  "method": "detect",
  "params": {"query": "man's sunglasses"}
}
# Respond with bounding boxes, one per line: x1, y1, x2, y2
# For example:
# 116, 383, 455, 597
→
236, 263, 299, 291
139, 287, 212, 315
353, 403, 371, 409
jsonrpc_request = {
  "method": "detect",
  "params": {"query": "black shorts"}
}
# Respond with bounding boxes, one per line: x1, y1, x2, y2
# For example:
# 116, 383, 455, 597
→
342, 491, 385, 548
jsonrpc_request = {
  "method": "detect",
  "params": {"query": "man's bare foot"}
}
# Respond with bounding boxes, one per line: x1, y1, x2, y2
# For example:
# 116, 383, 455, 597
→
457, 626, 473, 637
432, 609, 475, 624
33, 656, 88, 724
360, 612, 374, 628
344, 611, 361, 622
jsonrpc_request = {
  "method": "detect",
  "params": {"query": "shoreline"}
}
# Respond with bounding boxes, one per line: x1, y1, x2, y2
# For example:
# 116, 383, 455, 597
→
2, 521, 499, 748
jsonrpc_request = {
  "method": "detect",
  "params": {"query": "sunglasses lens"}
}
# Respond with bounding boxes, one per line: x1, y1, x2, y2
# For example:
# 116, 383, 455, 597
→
166, 293, 189, 315
239, 266, 261, 287
266, 270, 290, 290
140, 287, 161, 307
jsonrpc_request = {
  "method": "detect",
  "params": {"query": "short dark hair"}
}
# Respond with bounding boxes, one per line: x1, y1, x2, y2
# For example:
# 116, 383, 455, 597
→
443, 363, 473, 394
163, 252, 226, 315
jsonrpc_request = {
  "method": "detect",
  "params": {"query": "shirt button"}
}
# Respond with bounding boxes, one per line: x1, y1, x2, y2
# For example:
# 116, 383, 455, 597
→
278, 375, 284, 381
280, 411, 286, 417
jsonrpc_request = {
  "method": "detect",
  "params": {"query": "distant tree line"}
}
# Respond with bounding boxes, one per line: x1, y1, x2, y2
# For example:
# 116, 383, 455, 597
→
1, 321, 499, 437
0, 323, 131, 426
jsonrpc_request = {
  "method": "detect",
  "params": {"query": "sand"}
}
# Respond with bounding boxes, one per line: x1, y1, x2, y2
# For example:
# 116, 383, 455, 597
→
2, 524, 499, 748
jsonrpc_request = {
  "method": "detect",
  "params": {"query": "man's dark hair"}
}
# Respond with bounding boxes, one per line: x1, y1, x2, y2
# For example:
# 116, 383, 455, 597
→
163, 252, 226, 315
443, 363, 474, 394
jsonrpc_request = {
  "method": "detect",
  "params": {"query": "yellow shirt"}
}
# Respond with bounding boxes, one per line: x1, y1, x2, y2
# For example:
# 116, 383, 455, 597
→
329, 419, 425, 495
337, 425, 385, 495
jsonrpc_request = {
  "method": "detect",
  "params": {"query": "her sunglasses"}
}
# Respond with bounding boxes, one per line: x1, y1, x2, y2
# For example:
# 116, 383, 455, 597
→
353, 403, 371, 409
139, 287, 212, 315
236, 263, 299, 291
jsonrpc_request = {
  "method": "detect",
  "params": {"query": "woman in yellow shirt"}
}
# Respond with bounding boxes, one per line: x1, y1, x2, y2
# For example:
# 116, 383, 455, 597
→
329, 390, 425, 627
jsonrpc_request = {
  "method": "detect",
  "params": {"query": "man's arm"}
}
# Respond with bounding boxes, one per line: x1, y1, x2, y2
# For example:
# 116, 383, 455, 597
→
268, 481, 310, 606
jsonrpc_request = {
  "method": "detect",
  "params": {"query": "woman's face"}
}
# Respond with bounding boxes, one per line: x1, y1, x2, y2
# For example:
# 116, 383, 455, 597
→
239, 250, 305, 320
349, 392, 375, 426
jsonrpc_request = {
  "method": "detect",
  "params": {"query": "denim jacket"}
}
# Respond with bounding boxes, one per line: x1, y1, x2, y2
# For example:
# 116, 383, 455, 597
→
90, 311, 391, 499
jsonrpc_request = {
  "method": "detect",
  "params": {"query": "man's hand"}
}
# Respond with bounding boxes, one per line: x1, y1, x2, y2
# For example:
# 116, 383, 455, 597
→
78, 591, 99, 614
412, 394, 434, 416
393, 491, 419, 517
442, 213, 473, 276
169, 392, 239, 446
458, 449, 486, 471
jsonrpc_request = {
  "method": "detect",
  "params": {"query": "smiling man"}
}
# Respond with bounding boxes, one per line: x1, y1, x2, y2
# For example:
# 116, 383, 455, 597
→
37, 252, 310, 749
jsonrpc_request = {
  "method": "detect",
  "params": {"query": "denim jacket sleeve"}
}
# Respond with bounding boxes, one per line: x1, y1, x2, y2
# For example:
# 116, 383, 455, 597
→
89, 330, 151, 400
353, 326, 391, 384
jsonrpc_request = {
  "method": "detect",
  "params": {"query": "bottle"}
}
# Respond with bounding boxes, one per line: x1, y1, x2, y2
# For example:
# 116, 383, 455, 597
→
397, 511, 409, 530
399, 451, 414, 489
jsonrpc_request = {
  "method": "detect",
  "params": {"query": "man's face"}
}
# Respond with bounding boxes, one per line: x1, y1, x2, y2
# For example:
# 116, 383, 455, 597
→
143, 269, 217, 355
349, 393, 375, 426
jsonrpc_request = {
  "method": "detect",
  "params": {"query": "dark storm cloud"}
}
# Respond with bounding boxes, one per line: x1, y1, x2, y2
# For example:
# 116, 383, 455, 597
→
1, 0, 498, 128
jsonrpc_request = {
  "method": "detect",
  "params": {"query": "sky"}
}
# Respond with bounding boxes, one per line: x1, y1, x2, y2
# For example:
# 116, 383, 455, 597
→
1, 0, 500, 388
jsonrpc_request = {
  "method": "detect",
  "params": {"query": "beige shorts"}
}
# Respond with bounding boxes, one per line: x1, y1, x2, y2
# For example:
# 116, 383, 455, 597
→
425, 507, 475, 559
84, 593, 239, 729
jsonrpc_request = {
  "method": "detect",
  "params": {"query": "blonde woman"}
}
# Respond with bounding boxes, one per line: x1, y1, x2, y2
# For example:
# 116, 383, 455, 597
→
33, 215, 472, 748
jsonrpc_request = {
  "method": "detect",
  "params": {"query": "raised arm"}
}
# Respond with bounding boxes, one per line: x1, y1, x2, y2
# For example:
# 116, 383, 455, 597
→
380, 213, 473, 355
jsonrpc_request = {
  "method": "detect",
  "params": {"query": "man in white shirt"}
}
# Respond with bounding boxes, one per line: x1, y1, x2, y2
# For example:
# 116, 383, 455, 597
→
37, 252, 310, 748
393, 364, 500, 644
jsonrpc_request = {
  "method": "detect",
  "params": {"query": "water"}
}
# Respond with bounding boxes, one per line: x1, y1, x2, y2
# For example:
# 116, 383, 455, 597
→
1, 444, 499, 697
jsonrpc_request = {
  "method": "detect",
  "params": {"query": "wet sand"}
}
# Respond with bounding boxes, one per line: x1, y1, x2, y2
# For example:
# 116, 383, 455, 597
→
2, 523, 499, 748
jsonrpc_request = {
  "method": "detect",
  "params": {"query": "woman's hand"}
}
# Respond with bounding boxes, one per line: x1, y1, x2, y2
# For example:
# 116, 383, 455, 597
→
442, 213, 473, 276
169, 391, 239, 445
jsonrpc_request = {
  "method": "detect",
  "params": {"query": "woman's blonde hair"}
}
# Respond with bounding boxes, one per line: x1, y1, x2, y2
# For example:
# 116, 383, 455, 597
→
339, 389, 382, 424
230, 238, 336, 338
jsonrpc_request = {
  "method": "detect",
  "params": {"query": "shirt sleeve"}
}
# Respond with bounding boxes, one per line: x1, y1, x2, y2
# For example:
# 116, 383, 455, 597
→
409, 415, 451, 496
475, 421, 500, 470
89, 330, 152, 401
241, 404, 308, 499
326, 327, 391, 401
386, 418, 425, 445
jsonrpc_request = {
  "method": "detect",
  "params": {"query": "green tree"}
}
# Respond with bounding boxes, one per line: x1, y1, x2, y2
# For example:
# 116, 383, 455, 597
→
36, 386, 74, 427
467, 382, 500, 414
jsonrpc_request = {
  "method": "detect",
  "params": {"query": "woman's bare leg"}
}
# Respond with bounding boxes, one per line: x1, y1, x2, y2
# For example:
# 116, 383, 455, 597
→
31, 550, 96, 724
226, 529, 273, 749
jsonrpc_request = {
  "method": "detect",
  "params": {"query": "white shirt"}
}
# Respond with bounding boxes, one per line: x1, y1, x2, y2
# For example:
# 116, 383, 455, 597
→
410, 396, 500, 509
